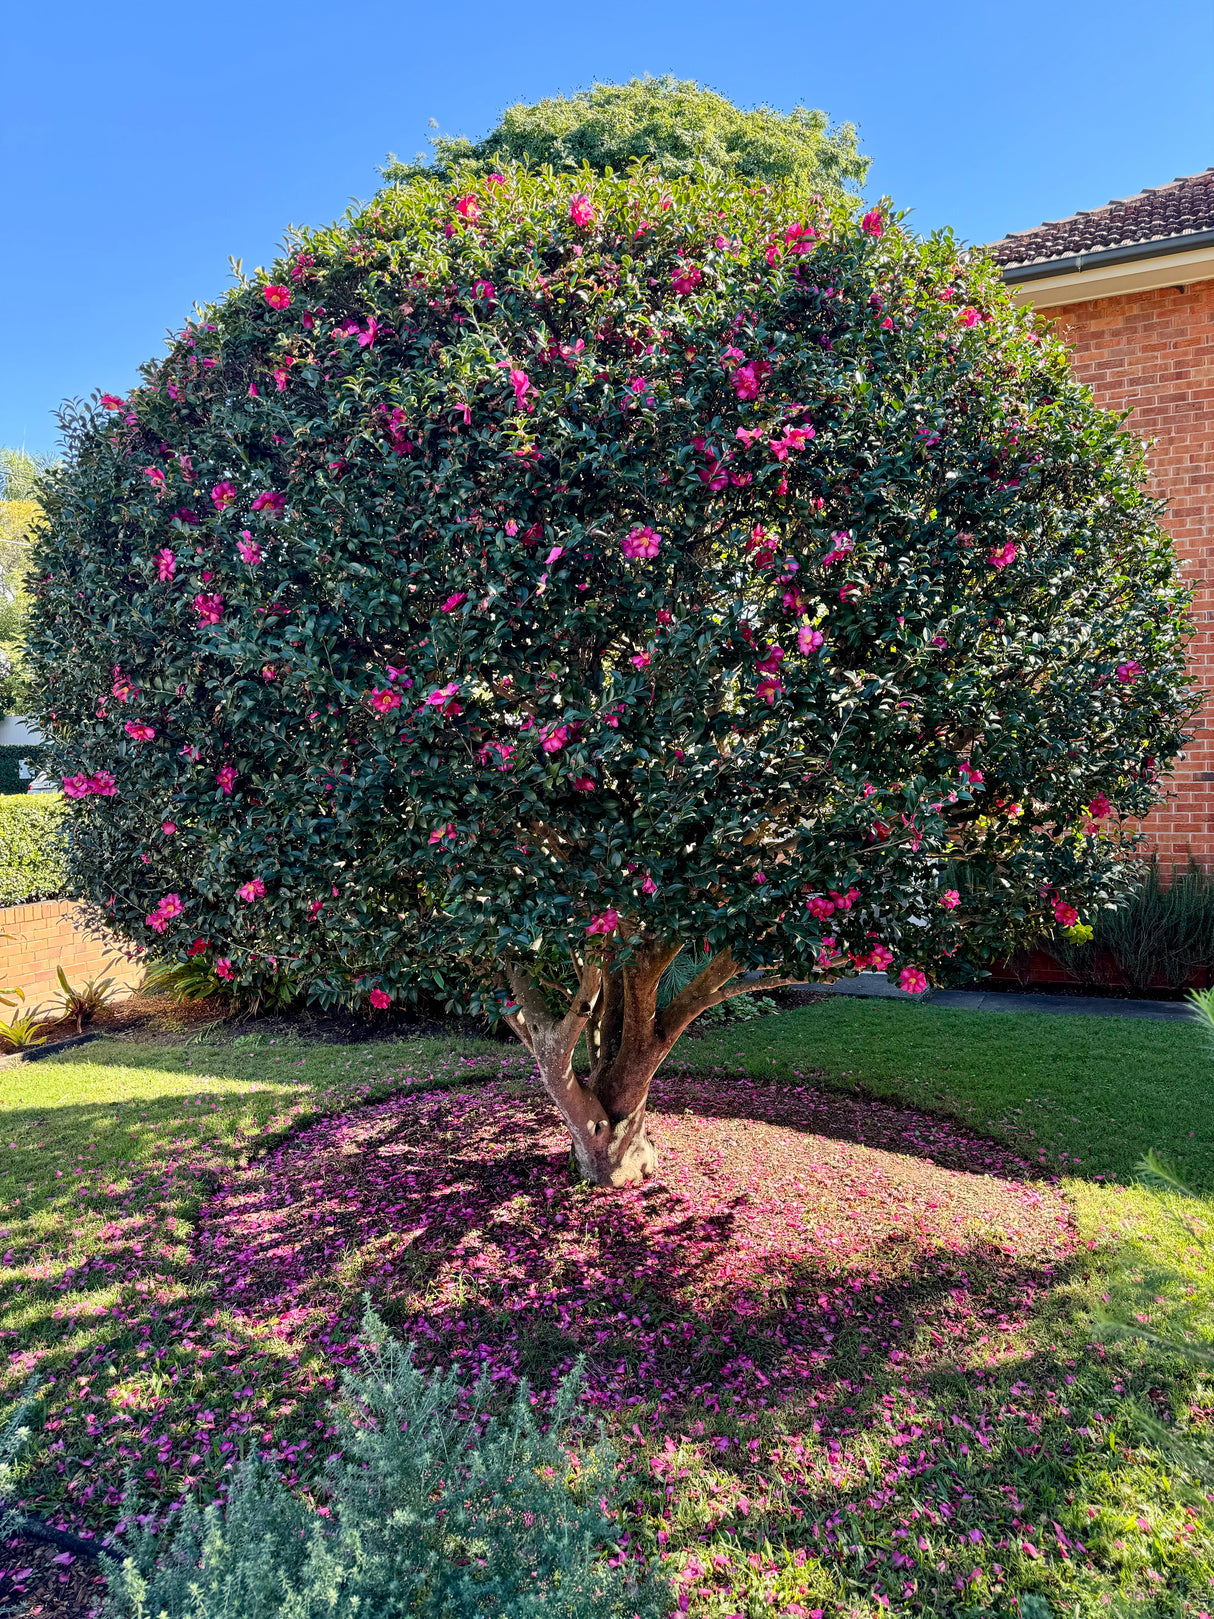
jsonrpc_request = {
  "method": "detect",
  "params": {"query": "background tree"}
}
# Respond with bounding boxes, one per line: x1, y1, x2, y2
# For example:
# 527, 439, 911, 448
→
383, 74, 868, 196
30, 157, 1194, 1186
0, 448, 47, 717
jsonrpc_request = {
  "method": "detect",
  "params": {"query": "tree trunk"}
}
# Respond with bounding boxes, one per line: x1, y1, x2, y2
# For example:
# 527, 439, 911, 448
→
532, 1053, 657, 1188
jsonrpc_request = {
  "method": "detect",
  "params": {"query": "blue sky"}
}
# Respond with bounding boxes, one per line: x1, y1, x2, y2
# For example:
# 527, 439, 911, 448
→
4, 0, 1212, 458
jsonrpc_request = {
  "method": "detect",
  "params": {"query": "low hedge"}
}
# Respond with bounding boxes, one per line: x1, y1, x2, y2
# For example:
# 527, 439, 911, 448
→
0, 794, 67, 906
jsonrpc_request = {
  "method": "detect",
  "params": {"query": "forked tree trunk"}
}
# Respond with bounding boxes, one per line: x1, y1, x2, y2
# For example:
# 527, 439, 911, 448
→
501, 942, 788, 1190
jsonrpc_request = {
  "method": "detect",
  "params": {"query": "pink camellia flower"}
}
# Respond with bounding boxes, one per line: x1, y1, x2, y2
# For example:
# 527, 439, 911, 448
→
1116, 660, 1143, 684
440, 592, 467, 614
144, 466, 166, 488
622, 525, 661, 560
586, 909, 619, 935
236, 535, 261, 565
369, 688, 402, 714
732, 358, 772, 401
504, 519, 519, 537
369, 988, 391, 1010
960, 307, 981, 328
124, 721, 155, 741
215, 764, 237, 795
487, 172, 506, 185
215, 957, 234, 982
454, 194, 479, 221
806, 894, 835, 919
194, 592, 224, 625
211, 481, 237, 510
428, 823, 456, 844
100, 393, 125, 410
988, 541, 1017, 569
572, 777, 595, 792
569, 194, 595, 228
630, 652, 652, 670
263, 284, 292, 309
671, 264, 702, 296
940, 890, 961, 909
899, 966, 928, 994
474, 279, 495, 302
1088, 793, 1112, 818
307, 899, 324, 920
798, 625, 825, 654
861, 209, 885, 237
540, 725, 569, 753
162, 821, 176, 835
959, 760, 984, 785
506, 367, 531, 410
61, 774, 91, 799
868, 943, 894, 971
756, 677, 784, 705
639, 875, 658, 897
155, 548, 176, 581
931, 634, 948, 647
251, 490, 286, 516
237, 878, 266, 903
1053, 898, 1080, 927
357, 318, 381, 349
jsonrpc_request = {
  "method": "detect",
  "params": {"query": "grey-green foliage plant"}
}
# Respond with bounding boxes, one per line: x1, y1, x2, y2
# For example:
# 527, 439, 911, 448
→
0, 1378, 41, 1544
384, 74, 868, 196
103, 1306, 665, 1619
1037, 856, 1214, 991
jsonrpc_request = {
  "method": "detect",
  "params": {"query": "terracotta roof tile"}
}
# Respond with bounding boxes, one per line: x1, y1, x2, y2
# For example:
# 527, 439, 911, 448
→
988, 167, 1214, 268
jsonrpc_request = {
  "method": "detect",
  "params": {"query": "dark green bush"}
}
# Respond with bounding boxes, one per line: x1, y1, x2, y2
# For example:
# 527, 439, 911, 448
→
1040, 856, 1214, 992
0, 743, 48, 796
103, 1307, 665, 1619
0, 793, 66, 905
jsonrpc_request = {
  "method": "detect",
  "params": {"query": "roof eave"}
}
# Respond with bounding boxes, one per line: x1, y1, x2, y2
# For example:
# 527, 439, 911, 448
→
1001, 226, 1214, 282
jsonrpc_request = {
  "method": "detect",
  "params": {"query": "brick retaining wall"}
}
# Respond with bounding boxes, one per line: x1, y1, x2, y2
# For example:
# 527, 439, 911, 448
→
0, 901, 144, 1003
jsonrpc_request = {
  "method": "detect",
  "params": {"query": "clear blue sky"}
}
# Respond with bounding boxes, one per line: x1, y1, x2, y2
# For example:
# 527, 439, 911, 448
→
4, 0, 1211, 458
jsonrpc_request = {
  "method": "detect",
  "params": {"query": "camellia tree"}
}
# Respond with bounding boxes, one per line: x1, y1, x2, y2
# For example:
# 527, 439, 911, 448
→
31, 156, 1195, 1185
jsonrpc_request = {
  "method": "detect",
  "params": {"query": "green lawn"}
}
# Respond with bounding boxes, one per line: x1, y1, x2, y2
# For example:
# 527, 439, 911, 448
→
678, 997, 1208, 1186
2, 1007, 1213, 1618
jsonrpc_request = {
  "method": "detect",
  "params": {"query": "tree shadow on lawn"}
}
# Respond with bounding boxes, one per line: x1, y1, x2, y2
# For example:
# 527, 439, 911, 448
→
194, 1070, 1078, 1423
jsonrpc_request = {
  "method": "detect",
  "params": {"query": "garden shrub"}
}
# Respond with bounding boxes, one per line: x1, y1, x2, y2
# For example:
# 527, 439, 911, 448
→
103, 1306, 664, 1619
1039, 856, 1214, 992
0, 792, 66, 905
0, 742, 48, 796
30, 149, 1196, 1183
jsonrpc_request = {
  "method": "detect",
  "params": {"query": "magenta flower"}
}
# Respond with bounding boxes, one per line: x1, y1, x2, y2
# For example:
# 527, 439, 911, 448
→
899, 967, 928, 994
1116, 660, 1143, 684
1088, 794, 1111, 818
960, 307, 980, 327
572, 776, 595, 791
641, 874, 657, 894
427, 823, 456, 844
263, 284, 292, 309
630, 652, 652, 670
586, 909, 619, 935
621, 525, 661, 560
369, 988, 391, 1010
215, 957, 234, 981
440, 592, 467, 613
211, 481, 237, 510
671, 265, 702, 296
756, 676, 783, 706
540, 725, 569, 753
369, 688, 402, 714
124, 721, 155, 741
99, 393, 125, 410
959, 760, 984, 785
861, 209, 885, 237
146, 891, 184, 933
357, 318, 382, 349
144, 466, 165, 488
988, 541, 1017, 569
732, 359, 772, 401
62, 774, 90, 799
797, 625, 825, 654
161, 820, 176, 835
194, 592, 224, 625
868, 943, 894, 971
215, 764, 237, 795
806, 894, 835, 919
1053, 899, 1080, 927
251, 490, 286, 516
454, 195, 479, 222
474, 279, 495, 302
487, 172, 506, 185
569, 194, 595, 228
497, 365, 532, 411
237, 878, 266, 903
236, 536, 261, 565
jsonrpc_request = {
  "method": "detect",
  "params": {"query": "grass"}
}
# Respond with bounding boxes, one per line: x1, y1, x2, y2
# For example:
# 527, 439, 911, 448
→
678, 997, 1210, 1186
1, 1004, 1213, 1616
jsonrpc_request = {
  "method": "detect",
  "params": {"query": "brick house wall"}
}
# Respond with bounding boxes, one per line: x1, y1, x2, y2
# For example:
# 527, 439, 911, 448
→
1038, 279, 1214, 863
0, 900, 144, 1004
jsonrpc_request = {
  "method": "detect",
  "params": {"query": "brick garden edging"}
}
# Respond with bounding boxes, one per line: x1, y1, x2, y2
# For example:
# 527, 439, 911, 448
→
0, 901, 144, 1003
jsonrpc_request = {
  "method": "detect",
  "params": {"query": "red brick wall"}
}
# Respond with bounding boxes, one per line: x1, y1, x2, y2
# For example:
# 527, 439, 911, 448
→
0, 901, 144, 1005
1040, 279, 1214, 861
